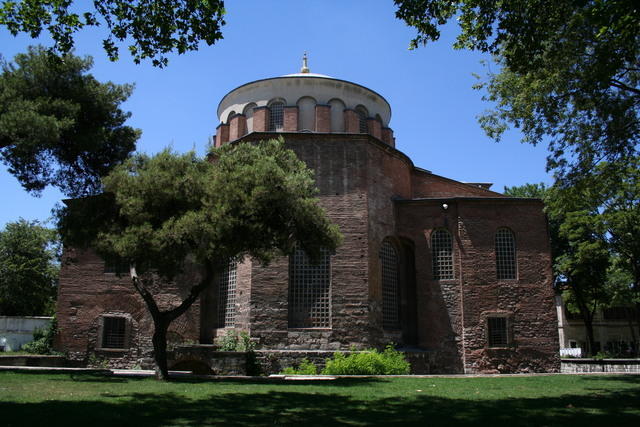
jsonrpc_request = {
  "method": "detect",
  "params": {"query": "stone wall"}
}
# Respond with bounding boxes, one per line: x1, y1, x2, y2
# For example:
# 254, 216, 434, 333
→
396, 198, 560, 374
55, 132, 559, 374
0, 316, 52, 351
561, 359, 640, 373
55, 248, 201, 368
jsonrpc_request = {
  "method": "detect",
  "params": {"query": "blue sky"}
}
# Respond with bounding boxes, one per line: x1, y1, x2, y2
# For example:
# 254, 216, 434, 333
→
0, 1, 552, 229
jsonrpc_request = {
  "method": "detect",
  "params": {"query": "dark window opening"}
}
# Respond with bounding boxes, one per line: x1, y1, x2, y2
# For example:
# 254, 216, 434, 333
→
488, 317, 508, 347
380, 241, 400, 330
288, 248, 331, 328
495, 228, 516, 280
104, 258, 129, 275
102, 317, 126, 349
432, 229, 454, 280
217, 260, 238, 328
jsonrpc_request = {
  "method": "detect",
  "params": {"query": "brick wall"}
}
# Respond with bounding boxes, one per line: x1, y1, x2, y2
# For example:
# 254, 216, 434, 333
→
396, 199, 559, 373
55, 132, 558, 373
55, 248, 201, 367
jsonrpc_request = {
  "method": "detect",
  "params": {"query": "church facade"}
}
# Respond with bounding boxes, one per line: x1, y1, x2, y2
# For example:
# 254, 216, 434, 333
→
55, 61, 560, 373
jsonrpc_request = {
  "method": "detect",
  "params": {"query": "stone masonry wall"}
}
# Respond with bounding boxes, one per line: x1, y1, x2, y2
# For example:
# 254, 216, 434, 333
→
240, 134, 375, 350
396, 198, 559, 374
55, 248, 201, 368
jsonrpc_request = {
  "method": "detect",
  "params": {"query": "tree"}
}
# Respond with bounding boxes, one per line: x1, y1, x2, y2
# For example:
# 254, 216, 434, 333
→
0, 0, 226, 67
58, 138, 342, 379
394, 0, 639, 184
505, 182, 610, 355
0, 46, 139, 197
0, 219, 59, 316
506, 172, 640, 355
503, 182, 547, 199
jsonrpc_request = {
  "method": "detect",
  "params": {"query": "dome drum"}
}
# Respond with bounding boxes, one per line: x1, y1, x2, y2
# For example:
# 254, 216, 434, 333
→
215, 75, 394, 147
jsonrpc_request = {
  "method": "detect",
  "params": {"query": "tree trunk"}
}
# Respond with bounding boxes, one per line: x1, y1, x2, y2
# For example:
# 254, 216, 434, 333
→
152, 316, 170, 380
130, 263, 216, 380
635, 302, 640, 357
583, 315, 597, 356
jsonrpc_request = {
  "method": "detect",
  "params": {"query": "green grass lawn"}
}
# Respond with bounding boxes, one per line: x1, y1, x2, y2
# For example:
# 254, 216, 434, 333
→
0, 372, 638, 426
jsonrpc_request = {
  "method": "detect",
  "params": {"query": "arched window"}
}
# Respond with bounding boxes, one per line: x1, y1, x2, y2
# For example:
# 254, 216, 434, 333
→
432, 229, 454, 280
218, 260, 238, 328
289, 248, 331, 328
380, 240, 399, 329
297, 96, 316, 131
269, 101, 285, 131
356, 105, 368, 134
328, 98, 345, 132
243, 103, 256, 133
495, 228, 516, 279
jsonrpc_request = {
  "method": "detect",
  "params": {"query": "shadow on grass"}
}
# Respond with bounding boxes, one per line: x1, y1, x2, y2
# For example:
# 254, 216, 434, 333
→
2, 381, 640, 427
579, 374, 640, 385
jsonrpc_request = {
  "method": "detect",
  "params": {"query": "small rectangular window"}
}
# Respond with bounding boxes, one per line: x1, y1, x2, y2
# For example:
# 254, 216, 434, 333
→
104, 258, 129, 275
102, 317, 127, 349
487, 317, 508, 347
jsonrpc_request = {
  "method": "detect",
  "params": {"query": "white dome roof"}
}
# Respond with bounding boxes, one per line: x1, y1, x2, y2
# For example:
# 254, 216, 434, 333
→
281, 72, 332, 78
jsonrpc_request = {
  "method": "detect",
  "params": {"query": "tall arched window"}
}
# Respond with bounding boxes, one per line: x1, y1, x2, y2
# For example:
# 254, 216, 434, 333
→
432, 229, 454, 280
218, 260, 238, 328
269, 101, 284, 131
289, 248, 331, 328
328, 98, 345, 132
297, 96, 316, 131
243, 103, 256, 133
356, 105, 368, 134
495, 228, 517, 279
380, 240, 399, 329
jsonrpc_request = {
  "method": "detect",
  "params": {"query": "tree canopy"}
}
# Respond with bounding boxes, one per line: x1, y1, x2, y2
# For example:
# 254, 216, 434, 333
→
0, 219, 59, 316
395, 0, 639, 184
0, 0, 226, 67
505, 161, 640, 355
58, 138, 342, 378
0, 46, 139, 197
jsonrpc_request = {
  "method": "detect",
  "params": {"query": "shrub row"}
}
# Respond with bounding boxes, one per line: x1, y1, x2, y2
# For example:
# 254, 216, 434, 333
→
282, 345, 411, 375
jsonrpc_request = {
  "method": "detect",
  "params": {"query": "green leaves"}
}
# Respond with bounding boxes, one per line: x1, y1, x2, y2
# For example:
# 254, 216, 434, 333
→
0, 219, 59, 316
59, 138, 342, 281
0, 46, 139, 196
394, 0, 639, 185
0, 0, 226, 67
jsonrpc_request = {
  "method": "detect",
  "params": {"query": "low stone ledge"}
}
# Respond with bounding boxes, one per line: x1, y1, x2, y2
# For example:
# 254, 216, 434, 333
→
561, 358, 640, 373
0, 355, 68, 367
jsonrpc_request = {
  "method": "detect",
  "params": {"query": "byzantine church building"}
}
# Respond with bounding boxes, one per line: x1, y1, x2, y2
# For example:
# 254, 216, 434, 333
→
55, 56, 560, 373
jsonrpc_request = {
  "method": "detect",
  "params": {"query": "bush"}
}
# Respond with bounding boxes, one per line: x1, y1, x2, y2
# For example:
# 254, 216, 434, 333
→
321, 345, 410, 375
22, 317, 57, 355
216, 330, 255, 352
215, 330, 261, 375
281, 358, 318, 375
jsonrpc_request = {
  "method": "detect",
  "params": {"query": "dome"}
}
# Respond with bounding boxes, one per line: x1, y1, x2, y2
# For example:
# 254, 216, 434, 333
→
217, 74, 391, 125
214, 55, 395, 147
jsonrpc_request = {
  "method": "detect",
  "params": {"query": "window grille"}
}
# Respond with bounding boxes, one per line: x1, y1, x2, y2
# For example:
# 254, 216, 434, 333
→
288, 248, 331, 328
218, 260, 238, 328
487, 317, 508, 347
269, 102, 284, 131
495, 228, 516, 279
102, 316, 126, 349
356, 106, 368, 133
104, 258, 129, 275
432, 229, 454, 280
380, 241, 399, 329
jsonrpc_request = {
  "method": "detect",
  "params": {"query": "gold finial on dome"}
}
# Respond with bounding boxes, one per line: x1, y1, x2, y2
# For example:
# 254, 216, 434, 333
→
301, 52, 310, 73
